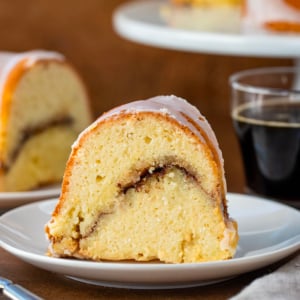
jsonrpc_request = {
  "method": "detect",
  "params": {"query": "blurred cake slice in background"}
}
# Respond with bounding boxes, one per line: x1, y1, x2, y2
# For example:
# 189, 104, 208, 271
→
0, 50, 92, 191
160, 0, 242, 33
242, 0, 300, 33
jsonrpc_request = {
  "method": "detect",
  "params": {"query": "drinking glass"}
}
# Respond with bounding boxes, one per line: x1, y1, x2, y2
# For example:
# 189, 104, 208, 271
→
230, 67, 300, 207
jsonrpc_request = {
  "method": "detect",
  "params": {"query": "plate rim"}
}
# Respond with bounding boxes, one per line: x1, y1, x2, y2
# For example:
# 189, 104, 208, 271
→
0, 193, 300, 288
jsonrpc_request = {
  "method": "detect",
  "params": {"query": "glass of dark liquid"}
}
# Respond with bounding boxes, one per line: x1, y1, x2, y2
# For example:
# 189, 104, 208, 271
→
230, 67, 300, 208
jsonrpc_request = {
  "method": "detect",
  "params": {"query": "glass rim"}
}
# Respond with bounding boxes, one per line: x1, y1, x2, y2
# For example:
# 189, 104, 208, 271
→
229, 66, 300, 96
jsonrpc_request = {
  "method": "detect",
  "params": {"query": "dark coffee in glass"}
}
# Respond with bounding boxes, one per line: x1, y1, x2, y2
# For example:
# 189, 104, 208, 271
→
230, 67, 300, 207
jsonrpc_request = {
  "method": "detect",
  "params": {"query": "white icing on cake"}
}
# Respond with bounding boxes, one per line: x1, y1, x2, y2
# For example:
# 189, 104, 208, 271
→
0, 50, 64, 103
220, 221, 237, 252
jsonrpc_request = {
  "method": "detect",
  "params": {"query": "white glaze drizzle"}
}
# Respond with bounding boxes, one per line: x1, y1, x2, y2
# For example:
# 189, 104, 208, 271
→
0, 50, 64, 103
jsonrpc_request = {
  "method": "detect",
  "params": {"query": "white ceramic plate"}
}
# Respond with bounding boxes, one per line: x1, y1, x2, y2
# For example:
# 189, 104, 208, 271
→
113, 0, 300, 58
0, 185, 61, 211
0, 193, 299, 289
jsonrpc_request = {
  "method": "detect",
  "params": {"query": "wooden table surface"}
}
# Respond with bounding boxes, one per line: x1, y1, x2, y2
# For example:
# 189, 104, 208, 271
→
0, 0, 298, 299
0, 244, 298, 300
0, 246, 298, 300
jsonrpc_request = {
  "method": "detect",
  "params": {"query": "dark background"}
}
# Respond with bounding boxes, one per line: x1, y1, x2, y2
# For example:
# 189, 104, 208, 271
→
0, 0, 293, 192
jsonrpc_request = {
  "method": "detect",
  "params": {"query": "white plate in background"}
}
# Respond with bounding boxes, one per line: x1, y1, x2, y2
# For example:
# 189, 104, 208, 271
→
113, 0, 300, 58
0, 185, 61, 211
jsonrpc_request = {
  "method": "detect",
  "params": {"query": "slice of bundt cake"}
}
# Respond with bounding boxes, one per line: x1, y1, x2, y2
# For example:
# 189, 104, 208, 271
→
0, 50, 92, 191
45, 95, 238, 263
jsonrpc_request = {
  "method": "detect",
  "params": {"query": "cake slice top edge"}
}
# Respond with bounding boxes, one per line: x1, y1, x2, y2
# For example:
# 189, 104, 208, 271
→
0, 50, 65, 100
74, 95, 227, 195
